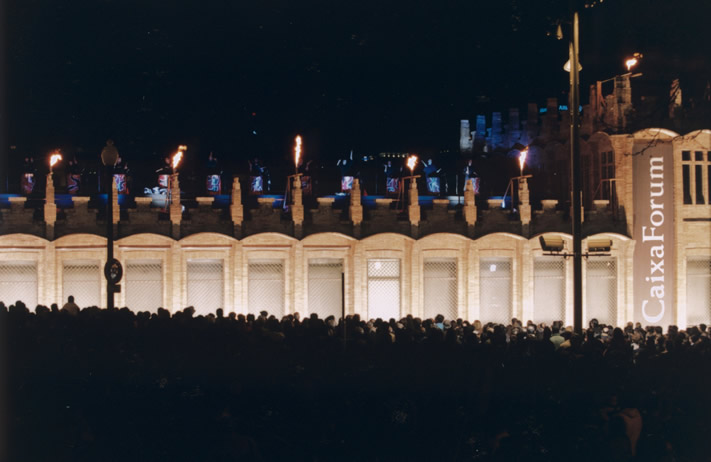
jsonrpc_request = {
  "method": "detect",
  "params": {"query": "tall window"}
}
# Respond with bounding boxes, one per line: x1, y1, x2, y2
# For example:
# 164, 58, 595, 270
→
308, 258, 343, 320
681, 150, 710, 205
687, 257, 711, 326
367, 259, 400, 321
585, 259, 617, 326
479, 258, 512, 325
62, 260, 101, 308
125, 260, 163, 313
187, 259, 224, 316
600, 150, 615, 200
534, 257, 566, 324
423, 258, 457, 321
248, 260, 284, 317
0, 261, 37, 308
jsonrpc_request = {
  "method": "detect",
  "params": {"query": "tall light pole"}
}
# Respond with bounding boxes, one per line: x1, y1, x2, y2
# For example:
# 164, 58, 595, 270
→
101, 140, 122, 309
568, 12, 583, 335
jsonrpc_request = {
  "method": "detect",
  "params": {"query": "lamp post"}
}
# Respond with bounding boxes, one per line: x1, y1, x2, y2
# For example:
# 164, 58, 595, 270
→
567, 12, 583, 335
101, 140, 122, 309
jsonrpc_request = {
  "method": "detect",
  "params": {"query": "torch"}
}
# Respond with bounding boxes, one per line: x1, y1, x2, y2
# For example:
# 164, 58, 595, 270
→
518, 148, 528, 176
406, 155, 417, 176
294, 135, 302, 175
49, 151, 62, 172
172, 145, 187, 172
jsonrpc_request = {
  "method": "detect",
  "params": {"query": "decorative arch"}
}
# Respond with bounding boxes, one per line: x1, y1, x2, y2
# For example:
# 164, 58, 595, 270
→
633, 128, 680, 140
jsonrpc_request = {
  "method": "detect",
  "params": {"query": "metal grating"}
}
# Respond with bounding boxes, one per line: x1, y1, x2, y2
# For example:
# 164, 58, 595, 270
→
62, 260, 101, 309
423, 258, 458, 321
585, 258, 617, 326
479, 258, 512, 325
0, 261, 37, 308
308, 259, 343, 320
248, 260, 284, 317
533, 258, 566, 325
125, 260, 163, 313
367, 259, 400, 320
687, 257, 711, 326
187, 259, 224, 316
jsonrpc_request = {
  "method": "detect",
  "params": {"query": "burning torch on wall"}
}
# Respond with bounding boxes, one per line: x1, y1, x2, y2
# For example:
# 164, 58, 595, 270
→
406, 155, 418, 176
49, 151, 62, 172
294, 135, 302, 175
519, 148, 528, 176
172, 145, 187, 172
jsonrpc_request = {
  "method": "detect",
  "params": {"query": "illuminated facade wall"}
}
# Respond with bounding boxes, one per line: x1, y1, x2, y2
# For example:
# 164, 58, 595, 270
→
0, 129, 710, 327
0, 231, 645, 325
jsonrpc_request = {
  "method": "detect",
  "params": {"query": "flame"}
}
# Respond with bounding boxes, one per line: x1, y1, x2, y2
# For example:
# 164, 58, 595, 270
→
625, 58, 638, 71
50, 152, 62, 168
172, 145, 187, 170
519, 148, 528, 174
294, 135, 302, 169
406, 155, 417, 173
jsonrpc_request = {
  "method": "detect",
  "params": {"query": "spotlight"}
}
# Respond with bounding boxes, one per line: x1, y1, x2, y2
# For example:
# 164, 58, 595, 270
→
539, 235, 565, 253
587, 238, 612, 253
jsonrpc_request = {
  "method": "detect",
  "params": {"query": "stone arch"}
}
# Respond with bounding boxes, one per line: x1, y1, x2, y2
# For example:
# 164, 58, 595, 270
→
0, 233, 50, 307
633, 128, 680, 140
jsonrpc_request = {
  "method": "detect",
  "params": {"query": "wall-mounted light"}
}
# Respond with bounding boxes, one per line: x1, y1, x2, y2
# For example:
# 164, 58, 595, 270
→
540, 235, 565, 253
586, 238, 612, 253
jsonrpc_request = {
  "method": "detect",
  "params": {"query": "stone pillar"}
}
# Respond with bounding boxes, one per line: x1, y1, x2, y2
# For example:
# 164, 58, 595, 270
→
230, 177, 244, 238
408, 177, 420, 238
349, 178, 363, 237
44, 173, 57, 240
169, 173, 181, 239
291, 176, 304, 238
518, 177, 531, 235
464, 178, 477, 237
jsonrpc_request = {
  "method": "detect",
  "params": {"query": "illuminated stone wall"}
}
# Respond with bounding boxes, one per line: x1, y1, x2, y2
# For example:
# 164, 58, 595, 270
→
0, 230, 641, 325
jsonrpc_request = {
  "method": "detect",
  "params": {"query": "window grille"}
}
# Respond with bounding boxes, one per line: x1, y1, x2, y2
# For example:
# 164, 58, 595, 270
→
423, 258, 457, 321
125, 260, 163, 313
187, 259, 224, 316
308, 258, 343, 320
687, 257, 711, 326
585, 258, 617, 326
479, 258, 512, 325
533, 257, 566, 324
248, 260, 284, 317
367, 259, 400, 321
0, 261, 37, 308
62, 260, 101, 308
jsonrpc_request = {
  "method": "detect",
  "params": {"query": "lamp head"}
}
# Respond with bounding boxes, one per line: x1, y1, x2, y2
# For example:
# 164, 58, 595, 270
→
101, 140, 119, 167
540, 235, 565, 253
587, 238, 613, 253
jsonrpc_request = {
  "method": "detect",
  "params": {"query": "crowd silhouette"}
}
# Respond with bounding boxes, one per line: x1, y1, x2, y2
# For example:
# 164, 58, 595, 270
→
4, 299, 711, 461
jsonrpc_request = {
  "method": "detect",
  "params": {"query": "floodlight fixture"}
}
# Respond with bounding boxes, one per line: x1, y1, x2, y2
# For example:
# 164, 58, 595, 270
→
586, 238, 612, 253
540, 235, 565, 253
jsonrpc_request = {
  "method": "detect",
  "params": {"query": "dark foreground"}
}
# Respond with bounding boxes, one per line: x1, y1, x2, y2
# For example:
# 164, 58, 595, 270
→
5, 303, 711, 461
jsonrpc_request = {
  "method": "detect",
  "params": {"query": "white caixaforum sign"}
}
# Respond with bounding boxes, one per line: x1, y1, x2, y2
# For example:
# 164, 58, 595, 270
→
633, 142, 674, 325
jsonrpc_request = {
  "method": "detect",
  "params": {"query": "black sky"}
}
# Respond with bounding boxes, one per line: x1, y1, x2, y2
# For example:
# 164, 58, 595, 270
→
6, 0, 711, 164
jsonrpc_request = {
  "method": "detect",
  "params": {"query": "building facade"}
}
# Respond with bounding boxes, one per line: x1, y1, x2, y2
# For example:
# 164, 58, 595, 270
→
0, 128, 710, 327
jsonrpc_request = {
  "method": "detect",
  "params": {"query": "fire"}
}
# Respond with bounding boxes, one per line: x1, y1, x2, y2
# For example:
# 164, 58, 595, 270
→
49, 152, 62, 169
625, 58, 638, 71
406, 155, 417, 173
519, 148, 528, 175
294, 135, 302, 170
172, 145, 187, 170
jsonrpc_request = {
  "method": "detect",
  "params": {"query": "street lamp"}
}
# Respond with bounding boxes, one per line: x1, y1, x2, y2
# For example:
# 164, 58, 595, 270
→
562, 12, 583, 335
101, 140, 122, 309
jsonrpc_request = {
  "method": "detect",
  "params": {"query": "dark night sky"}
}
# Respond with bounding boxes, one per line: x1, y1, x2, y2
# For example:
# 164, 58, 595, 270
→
6, 0, 711, 165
